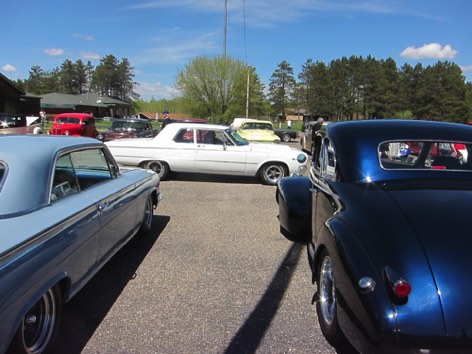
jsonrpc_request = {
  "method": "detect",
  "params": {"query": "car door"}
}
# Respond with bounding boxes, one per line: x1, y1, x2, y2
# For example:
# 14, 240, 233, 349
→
194, 128, 247, 174
311, 134, 338, 246
69, 148, 140, 265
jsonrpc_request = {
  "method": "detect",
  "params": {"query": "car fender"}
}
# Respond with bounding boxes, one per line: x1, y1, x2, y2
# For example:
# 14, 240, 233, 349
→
314, 217, 399, 349
276, 175, 311, 243
3, 272, 69, 353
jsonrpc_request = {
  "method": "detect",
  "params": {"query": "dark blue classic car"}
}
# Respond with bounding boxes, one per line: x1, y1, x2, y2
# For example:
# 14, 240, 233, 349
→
276, 119, 472, 353
0, 136, 162, 354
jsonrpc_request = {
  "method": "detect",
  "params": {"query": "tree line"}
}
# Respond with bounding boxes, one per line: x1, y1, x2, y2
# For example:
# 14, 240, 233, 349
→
15, 54, 472, 123
15, 54, 139, 103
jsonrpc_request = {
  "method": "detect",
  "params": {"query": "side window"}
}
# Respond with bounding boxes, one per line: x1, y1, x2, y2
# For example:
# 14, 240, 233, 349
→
312, 134, 323, 173
51, 155, 79, 202
70, 149, 113, 190
174, 129, 194, 143
323, 138, 336, 179
312, 135, 336, 180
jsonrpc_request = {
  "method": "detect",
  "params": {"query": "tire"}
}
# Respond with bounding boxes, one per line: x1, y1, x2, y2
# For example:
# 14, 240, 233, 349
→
146, 160, 170, 180
8, 286, 62, 354
316, 250, 340, 344
281, 133, 291, 142
139, 194, 154, 234
259, 163, 288, 186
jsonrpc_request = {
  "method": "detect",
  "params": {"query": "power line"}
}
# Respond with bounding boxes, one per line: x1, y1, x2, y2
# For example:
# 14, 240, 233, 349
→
223, 0, 228, 57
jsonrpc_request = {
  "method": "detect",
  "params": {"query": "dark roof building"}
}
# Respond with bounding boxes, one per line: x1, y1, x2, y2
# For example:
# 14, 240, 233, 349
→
0, 73, 41, 116
40, 92, 132, 118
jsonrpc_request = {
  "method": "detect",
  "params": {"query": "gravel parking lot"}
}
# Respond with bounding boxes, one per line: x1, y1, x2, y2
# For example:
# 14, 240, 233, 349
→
52, 142, 344, 354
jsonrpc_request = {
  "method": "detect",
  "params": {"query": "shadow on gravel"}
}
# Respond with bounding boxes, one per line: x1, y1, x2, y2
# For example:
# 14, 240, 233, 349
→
170, 172, 260, 184
224, 243, 303, 354
51, 214, 170, 354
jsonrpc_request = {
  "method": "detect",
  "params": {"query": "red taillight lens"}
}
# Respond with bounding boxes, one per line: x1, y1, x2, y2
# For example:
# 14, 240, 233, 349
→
393, 279, 412, 298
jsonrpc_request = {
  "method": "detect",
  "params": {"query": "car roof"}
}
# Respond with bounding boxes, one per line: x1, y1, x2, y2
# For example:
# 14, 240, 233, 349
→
54, 113, 93, 118
112, 118, 150, 123
0, 135, 103, 216
156, 123, 228, 141
322, 119, 472, 183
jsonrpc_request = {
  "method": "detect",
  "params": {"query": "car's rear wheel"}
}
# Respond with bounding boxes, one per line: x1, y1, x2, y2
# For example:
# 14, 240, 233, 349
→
316, 250, 340, 344
259, 163, 288, 186
139, 194, 154, 234
8, 286, 62, 354
281, 133, 291, 142
146, 160, 170, 180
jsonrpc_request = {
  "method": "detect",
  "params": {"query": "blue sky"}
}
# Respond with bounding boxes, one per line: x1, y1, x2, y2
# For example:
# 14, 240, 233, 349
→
2, 0, 471, 101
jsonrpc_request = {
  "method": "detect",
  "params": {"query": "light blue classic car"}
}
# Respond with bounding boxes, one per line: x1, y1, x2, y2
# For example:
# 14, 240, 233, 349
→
0, 135, 162, 354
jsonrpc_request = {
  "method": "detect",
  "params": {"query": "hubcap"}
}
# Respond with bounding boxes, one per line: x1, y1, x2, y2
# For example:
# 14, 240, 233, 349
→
148, 162, 163, 178
319, 256, 335, 325
265, 165, 284, 184
143, 197, 153, 228
22, 288, 57, 353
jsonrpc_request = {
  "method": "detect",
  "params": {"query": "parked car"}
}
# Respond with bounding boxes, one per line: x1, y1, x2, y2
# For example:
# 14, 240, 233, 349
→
0, 113, 43, 135
97, 118, 158, 142
49, 112, 98, 138
299, 118, 325, 154
274, 127, 298, 142
275, 119, 472, 353
230, 118, 281, 143
0, 135, 161, 354
106, 123, 307, 186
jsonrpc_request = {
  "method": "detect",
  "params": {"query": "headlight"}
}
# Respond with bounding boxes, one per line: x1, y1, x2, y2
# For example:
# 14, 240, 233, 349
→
296, 153, 307, 164
65, 131, 70, 135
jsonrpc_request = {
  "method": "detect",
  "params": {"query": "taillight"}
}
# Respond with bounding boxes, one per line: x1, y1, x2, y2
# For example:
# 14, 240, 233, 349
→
393, 279, 412, 298
384, 266, 412, 303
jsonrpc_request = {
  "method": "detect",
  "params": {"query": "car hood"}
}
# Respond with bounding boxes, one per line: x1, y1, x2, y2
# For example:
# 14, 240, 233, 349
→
386, 188, 472, 337
247, 142, 298, 154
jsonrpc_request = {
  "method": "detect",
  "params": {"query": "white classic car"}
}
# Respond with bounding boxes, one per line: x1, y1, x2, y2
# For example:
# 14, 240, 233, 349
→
106, 123, 307, 186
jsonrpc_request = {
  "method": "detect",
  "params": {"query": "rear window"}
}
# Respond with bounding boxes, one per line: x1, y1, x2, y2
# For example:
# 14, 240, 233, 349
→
379, 140, 471, 171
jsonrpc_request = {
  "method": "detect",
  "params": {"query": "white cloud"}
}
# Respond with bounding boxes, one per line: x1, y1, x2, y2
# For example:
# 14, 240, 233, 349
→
400, 43, 458, 60
2, 64, 16, 72
74, 33, 94, 41
82, 52, 101, 60
44, 48, 64, 56
136, 81, 181, 100
461, 65, 472, 73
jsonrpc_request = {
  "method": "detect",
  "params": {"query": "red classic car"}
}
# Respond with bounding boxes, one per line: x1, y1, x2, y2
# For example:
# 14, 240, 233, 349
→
49, 113, 98, 138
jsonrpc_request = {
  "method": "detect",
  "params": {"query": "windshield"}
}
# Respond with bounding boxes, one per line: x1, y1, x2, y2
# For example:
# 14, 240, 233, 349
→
379, 140, 471, 171
56, 117, 81, 124
242, 122, 273, 130
111, 121, 145, 131
226, 128, 249, 146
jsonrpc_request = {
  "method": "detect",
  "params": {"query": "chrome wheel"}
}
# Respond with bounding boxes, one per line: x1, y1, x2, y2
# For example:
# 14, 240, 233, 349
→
281, 133, 291, 142
319, 255, 336, 325
140, 195, 154, 233
17, 287, 60, 354
146, 161, 169, 180
260, 163, 287, 186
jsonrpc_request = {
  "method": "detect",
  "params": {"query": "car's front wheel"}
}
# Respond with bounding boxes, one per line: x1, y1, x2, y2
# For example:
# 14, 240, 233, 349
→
316, 250, 340, 344
139, 194, 154, 234
146, 160, 170, 180
259, 163, 288, 186
8, 286, 62, 354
